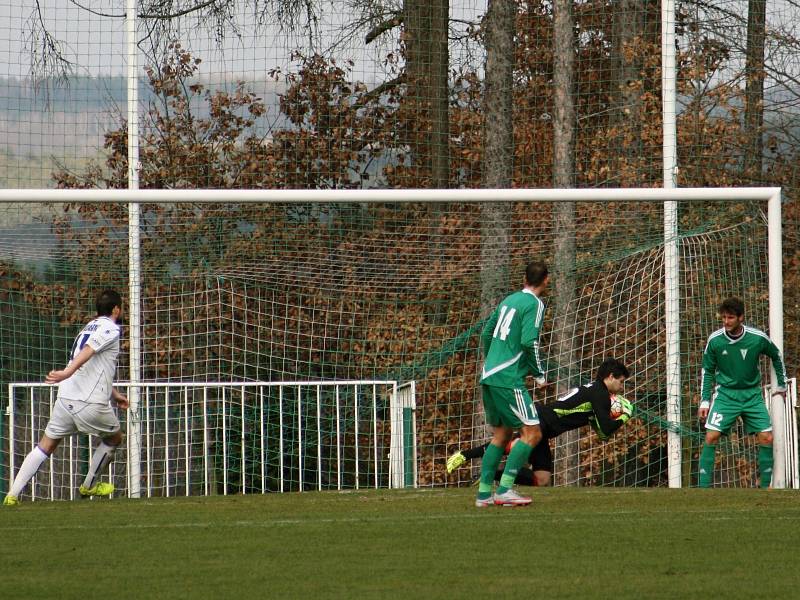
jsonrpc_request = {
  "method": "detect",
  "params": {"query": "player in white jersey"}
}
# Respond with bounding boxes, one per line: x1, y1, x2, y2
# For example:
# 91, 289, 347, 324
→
4, 290, 128, 506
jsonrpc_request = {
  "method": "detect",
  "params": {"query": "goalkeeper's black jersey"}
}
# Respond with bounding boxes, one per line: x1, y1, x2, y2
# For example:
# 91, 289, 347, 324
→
536, 380, 624, 440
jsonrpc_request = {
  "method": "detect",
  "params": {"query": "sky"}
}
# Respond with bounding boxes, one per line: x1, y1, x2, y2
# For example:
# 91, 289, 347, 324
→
5, 0, 798, 176
0, 0, 485, 186
0, 0, 485, 81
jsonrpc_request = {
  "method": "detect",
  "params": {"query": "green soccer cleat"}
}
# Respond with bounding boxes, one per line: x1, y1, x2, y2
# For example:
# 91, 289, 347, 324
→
3, 494, 19, 506
79, 482, 115, 497
446, 450, 466, 473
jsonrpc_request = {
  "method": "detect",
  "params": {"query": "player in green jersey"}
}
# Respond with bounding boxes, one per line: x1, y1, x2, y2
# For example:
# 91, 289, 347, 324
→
476, 261, 550, 507
697, 297, 787, 488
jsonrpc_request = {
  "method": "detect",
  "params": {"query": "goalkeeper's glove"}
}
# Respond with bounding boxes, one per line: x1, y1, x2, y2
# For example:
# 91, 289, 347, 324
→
615, 398, 635, 424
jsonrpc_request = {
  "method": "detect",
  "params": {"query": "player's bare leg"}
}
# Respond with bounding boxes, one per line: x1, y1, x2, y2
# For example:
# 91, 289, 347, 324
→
533, 469, 552, 487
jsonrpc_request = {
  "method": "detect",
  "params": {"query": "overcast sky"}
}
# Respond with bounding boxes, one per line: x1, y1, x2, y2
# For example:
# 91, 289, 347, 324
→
0, 0, 484, 82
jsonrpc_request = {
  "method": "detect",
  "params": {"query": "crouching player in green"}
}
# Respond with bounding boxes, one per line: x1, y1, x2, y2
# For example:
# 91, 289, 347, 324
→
697, 297, 787, 488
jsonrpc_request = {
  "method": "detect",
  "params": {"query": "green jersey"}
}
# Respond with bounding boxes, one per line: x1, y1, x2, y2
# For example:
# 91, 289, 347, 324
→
700, 325, 787, 405
480, 289, 546, 388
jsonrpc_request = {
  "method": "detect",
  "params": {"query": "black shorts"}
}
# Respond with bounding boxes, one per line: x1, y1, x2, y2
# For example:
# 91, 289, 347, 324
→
529, 437, 554, 472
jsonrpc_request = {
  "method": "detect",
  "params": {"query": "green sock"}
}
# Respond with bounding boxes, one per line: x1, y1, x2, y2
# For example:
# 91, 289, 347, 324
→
698, 444, 716, 488
497, 441, 533, 494
478, 443, 504, 499
759, 445, 774, 489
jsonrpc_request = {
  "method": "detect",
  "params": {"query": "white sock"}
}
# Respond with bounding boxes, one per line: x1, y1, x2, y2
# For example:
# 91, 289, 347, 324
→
82, 442, 117, 489
9, 445, 50, 497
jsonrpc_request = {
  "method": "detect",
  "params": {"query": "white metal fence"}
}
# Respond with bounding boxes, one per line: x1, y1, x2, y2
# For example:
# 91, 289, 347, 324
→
5, 380, 416, 501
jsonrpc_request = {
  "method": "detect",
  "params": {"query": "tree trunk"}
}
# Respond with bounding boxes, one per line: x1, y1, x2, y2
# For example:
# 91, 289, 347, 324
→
475, 0, 515, 448
552, 0, 579, 486
744, 0, 766, 179
612, 0, 645, 182
430, 0, 450, 188
404, 0, 450, 187
482, 0, 515, 190
553, 0, 575, 189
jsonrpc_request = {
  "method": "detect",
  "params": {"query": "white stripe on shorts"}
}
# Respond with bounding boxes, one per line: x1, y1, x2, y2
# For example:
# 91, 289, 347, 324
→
510, 388, 539, 426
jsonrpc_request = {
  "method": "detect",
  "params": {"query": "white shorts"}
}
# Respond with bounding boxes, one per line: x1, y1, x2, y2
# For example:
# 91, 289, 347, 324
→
44, 398, 121, 440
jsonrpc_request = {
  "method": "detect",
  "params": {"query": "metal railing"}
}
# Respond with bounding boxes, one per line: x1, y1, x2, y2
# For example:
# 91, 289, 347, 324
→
5, 380, 416, 501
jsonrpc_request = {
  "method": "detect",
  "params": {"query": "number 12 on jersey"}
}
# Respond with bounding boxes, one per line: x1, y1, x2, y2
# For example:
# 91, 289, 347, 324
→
492, 306, 516, 341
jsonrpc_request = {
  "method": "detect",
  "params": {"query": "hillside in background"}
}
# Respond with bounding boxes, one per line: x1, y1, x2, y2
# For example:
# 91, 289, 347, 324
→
0, 75, 286, 187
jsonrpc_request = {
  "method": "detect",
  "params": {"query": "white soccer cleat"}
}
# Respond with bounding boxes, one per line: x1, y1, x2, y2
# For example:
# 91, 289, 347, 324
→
475, 494, 494, 508
493, 489, 531, 507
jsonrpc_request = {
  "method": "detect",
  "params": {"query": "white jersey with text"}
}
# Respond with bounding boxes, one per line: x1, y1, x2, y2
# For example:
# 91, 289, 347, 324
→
57, 316, 121, 405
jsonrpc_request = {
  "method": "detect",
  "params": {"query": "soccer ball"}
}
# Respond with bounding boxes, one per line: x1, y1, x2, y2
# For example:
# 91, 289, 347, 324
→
610, 395, 623, 418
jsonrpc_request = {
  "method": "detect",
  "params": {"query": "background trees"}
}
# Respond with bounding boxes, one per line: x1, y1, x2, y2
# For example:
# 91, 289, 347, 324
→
2, 0, 799, 487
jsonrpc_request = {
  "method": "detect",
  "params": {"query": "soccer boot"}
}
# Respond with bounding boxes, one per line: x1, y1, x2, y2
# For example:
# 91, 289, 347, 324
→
446, 450, 466, 473
475, 494, 495, 508
79, 482, 115, 497
3, 494, 19, 506
493, 489, 531, 507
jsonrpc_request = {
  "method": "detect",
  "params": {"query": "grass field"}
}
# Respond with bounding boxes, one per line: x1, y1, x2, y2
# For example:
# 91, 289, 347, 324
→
2, 487, 800, 599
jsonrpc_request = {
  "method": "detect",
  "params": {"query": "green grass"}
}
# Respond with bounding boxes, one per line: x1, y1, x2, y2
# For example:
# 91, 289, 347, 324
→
2, 487, 799, 599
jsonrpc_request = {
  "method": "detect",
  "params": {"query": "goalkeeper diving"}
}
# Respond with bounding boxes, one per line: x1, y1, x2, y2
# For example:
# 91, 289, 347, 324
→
448, 358, 634, 486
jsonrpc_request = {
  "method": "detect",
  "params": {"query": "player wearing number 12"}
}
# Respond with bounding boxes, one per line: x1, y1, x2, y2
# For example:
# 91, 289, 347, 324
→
476, 261, 550, 507
697, 297, 787, 488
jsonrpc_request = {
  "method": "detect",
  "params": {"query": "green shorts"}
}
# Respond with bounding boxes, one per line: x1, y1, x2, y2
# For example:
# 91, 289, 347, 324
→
705, 386, 771, 435
481, 384, 539, 429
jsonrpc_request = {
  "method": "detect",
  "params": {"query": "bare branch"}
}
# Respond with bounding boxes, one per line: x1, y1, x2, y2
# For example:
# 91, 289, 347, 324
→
25, 0, 75, 87
68, 0, 123, 18
365, 13, 402, 44
139, 0, 219, 20
356, 73, 404, 107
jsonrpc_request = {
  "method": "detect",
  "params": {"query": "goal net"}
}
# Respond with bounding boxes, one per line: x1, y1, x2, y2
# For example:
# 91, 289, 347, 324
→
0, 188, 788, 497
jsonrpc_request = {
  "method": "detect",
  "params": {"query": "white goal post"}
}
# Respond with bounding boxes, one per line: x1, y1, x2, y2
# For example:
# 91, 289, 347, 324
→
0, 186, 786, 489
767, 378, 799, 489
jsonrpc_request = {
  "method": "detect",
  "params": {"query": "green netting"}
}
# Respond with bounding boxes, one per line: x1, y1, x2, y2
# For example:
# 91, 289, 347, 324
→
2, 0, 798, 494
0, 198, 778, 494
